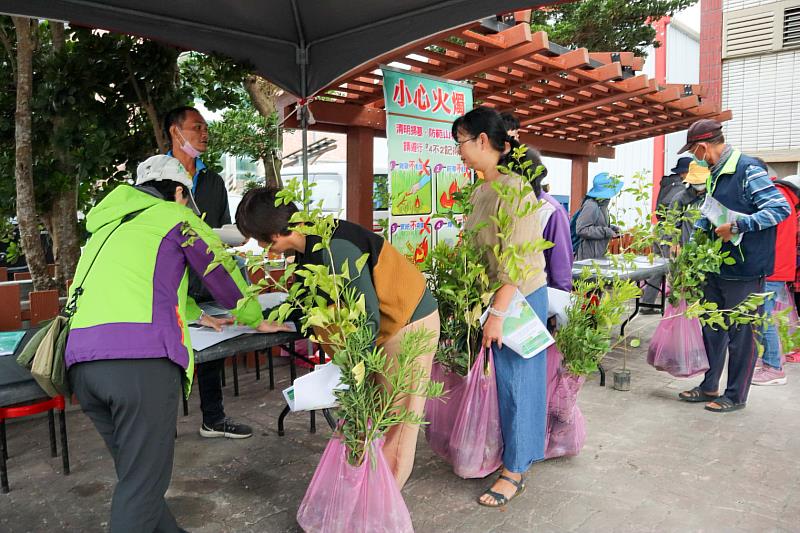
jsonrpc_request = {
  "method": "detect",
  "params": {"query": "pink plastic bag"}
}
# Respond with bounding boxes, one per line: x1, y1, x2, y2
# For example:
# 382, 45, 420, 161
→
448, 348, 503, 479
545, 357, 587, 459
548, 362, 585, 424
296, 436, 413, 533
545, 345, 561, 417
424, 361, 465, 461
647, 299, 709, 378
546, 405, 587, 458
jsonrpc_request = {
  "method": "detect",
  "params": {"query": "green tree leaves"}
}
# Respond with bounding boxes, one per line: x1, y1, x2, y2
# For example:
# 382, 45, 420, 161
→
530, 0, 697, 57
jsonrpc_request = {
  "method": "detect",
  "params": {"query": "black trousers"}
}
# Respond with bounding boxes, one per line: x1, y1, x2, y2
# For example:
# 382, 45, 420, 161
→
70, 358, 182, 533
699, 275, 764, 405
196, 359, 226, 426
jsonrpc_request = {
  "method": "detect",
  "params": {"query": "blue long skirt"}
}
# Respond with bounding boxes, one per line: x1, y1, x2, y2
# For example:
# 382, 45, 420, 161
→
493, 285, 548, 473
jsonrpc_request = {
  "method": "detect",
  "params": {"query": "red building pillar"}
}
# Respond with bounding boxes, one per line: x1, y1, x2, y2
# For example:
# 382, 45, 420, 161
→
651, 17, 669, 213
699, 0, 724, 109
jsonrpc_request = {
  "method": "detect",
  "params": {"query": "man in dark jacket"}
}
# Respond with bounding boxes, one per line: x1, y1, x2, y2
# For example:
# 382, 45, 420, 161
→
656, 157, 691, 211
677, 119, 790, 413
671, 161, 709, 246
641, 157, 695, 308
165, 106, 252, 439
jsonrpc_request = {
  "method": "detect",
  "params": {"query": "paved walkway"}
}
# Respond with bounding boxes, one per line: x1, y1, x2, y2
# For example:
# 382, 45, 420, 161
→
2, 314, 799, 532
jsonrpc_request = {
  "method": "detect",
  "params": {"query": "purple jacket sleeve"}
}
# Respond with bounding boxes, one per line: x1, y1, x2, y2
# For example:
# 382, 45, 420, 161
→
165, 224, 259, 326
542, 204, 574, 292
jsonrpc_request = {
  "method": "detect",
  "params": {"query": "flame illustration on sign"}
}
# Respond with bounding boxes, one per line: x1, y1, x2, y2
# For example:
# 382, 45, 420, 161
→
439, 180, 461, 209
413, 236, 429, 263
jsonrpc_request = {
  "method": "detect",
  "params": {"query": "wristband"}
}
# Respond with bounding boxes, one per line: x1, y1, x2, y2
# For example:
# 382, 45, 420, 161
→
488, 306, 508, 318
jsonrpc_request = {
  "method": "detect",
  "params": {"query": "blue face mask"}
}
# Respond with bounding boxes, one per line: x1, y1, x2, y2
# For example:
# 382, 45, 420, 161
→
691, 144, 709, 167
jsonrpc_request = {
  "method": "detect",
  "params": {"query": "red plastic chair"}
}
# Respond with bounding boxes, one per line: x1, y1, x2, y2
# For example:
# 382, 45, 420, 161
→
13, 272, 31, 281
0, 283, 22, 331
0, 395, 70, 493
0, 267, 7, 282
29, 290, 60, 326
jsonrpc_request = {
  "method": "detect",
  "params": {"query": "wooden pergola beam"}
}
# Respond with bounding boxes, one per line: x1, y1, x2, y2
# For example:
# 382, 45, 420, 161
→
520, 75, 653, 126
599, 108, 730, 145
324, 21, 483, 94
360, 26, 544, 108
518, 131, 614, 159
283, 100, 387, 130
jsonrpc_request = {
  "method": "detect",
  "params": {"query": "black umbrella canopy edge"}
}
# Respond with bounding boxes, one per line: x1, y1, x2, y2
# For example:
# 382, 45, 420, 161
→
0, 0, 545, 97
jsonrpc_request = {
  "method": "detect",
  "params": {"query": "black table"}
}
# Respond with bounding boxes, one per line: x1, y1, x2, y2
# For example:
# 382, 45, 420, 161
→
191, 329, 335, 435
0, 329, 69, 493
571, 256, 669, 386
0, 330, 46, 407
187, 330, 304, 415
572, 256, 669, 334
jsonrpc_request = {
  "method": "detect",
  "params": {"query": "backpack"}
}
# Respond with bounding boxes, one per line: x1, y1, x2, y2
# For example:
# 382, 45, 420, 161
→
569, 207, 583, 253
774, 180, 800, 209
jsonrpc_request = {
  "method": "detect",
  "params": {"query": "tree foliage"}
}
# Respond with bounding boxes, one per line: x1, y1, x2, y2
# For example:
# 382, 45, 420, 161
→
0, 19, 284, 290
206, 99, 283, 188
530, 0, 697, 56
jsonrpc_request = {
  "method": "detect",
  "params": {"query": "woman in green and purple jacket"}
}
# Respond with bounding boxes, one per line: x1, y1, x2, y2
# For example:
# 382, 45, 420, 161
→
66, 155, 287, 533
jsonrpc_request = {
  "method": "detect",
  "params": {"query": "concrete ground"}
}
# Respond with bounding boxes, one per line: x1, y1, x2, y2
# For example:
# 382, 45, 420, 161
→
2, 313, 800, 533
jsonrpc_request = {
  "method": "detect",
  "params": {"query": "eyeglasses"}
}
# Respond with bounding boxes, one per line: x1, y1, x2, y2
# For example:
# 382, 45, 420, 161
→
454, 136, 476, 150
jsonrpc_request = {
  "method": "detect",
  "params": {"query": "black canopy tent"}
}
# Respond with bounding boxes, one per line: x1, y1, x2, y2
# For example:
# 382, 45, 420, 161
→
0, 0, 545, 196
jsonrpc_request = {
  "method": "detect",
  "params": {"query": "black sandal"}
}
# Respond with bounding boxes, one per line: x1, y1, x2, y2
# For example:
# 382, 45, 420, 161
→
477, 474, 526, 508
678, 386, 720, 403
705, 396, 745, 413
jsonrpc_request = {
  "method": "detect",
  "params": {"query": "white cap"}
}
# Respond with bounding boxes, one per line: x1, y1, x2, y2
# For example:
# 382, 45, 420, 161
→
136, 155, 201, 216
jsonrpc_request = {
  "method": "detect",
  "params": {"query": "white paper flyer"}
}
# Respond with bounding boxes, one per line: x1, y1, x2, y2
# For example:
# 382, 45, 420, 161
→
480, 289, 555, 358
700, 195, 744, 246
282, 362, 348, 411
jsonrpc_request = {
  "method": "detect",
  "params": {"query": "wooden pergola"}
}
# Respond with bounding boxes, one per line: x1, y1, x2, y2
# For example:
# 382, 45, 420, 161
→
281, 11, 731, 227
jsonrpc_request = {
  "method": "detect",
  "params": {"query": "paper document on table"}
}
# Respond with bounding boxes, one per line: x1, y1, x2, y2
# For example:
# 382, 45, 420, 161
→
701, 195, 744, 246
480, 289, 554, 358
198, 302, 228, 317
189, 325, 253, 351
257, 292, 289, 311
0, 331, 25, 356
283, 362, 348, 411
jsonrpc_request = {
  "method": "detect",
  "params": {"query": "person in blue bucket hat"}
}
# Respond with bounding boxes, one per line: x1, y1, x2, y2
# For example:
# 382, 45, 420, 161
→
573, 172, 623, 260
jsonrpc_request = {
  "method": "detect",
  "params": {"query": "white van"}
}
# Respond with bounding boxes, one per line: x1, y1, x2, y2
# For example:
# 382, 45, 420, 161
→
279, 161, 389, 231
